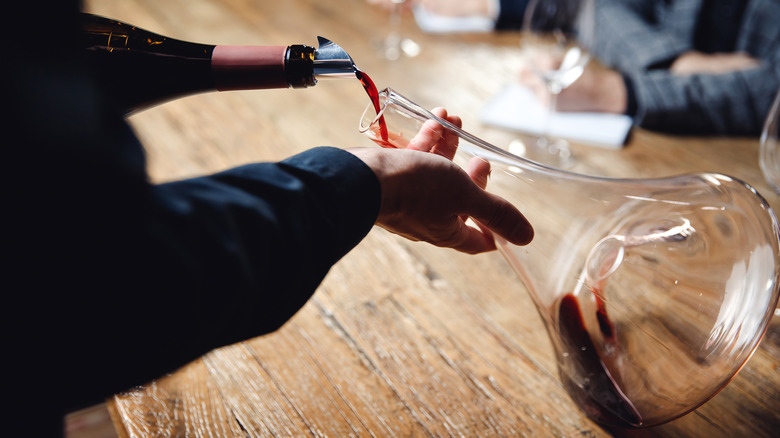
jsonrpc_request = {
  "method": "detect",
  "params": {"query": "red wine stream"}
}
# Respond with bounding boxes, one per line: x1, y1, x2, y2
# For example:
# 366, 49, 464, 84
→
355, 69, 390, 145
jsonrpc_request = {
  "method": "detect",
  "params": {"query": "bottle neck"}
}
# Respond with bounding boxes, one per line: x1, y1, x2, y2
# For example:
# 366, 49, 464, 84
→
211, 44, 315, 91
79, 13, 315, 114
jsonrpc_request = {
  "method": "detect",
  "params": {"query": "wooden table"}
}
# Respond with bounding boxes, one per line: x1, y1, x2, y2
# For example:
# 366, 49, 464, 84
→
71, 0, 780, 436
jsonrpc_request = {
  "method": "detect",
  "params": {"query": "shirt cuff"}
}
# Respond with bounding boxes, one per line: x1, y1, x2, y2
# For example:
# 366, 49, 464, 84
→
622, 73, 638, 117
495, 0, 529, 30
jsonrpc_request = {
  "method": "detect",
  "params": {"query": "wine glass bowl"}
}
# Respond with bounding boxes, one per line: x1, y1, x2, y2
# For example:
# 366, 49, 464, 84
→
360, 88, 780, 428
760, 88, 780, 195
519, 0, 595, 168
379, 0, 420, 61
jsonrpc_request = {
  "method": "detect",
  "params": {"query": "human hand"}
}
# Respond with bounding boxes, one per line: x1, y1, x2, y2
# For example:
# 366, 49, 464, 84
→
519, 60, 627, 114
670, 51, 761, 75
349, 108, 533, 254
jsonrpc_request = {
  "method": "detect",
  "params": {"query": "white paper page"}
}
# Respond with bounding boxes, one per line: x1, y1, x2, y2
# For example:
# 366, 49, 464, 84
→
480, 83, 633, 149
412, 6, 494, 34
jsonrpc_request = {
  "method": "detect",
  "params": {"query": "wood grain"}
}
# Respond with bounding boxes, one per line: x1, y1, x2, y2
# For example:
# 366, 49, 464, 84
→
75, 0, 780, 436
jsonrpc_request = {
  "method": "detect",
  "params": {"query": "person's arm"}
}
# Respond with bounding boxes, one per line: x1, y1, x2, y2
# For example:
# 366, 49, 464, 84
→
57, 145, 385, 413
554, 56, 778, 135
593, 0, 694, 71
23, 77, 531, 420
628, 63, 779, 135
9, 69, 385, 424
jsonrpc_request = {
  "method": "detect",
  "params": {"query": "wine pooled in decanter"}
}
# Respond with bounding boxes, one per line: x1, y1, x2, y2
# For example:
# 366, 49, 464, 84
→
359, 88, 780, 428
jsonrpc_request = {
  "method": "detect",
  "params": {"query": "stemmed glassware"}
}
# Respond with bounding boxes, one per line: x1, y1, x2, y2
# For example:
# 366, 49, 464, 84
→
360, 87, 780, 428
519, 0, 595, 168
380, 0, 420, 60
759, 88, 780, 194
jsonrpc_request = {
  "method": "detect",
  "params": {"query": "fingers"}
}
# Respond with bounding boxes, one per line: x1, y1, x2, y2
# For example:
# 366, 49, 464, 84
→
459, 157, 490, 223
439, 166, 533, 253
460, 156, 533, 252
362, 110, 534, 254
466, 156, 490, 189
441, 220, 497, 254
434, 113, 461, 160
467, 189, 534, 247
407, 108, 447, 153
407, 108, 461, 160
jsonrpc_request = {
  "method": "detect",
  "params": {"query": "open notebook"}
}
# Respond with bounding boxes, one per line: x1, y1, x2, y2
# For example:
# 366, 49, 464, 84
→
480, 83, 634, 149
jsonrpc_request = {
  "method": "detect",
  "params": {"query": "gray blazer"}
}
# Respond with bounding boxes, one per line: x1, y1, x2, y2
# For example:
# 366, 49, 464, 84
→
593, 0, 780, 135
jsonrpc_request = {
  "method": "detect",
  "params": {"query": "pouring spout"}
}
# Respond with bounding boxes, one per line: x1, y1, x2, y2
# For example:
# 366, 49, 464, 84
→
313, 36, 357, 79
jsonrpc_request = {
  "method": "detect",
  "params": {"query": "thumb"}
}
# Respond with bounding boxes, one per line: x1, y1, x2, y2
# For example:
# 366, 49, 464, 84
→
468, 191, 534, 246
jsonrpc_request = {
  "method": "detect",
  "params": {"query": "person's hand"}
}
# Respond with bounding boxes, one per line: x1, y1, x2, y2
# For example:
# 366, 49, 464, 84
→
519, 60, 627, 114
670, 51, 761, 75
557, 61, 627, 113
348, 108, 533, 254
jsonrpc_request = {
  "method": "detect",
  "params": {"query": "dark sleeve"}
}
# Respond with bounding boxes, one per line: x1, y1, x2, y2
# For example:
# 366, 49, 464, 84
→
149, 145, 381, 342
625, 0, 780, 136
78, 146, 380, 408
7, 49, 381, 428
592, 0, 694, 71
627, 65, 780, 136
494, 0, 529, 30
622, 73, 638, 117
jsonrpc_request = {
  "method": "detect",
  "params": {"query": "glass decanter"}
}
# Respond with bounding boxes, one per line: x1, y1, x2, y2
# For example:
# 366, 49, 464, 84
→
359, 88, 780, 428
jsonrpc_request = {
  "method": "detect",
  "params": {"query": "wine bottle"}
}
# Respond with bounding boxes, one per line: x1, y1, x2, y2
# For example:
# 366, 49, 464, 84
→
80, 13, 356, 114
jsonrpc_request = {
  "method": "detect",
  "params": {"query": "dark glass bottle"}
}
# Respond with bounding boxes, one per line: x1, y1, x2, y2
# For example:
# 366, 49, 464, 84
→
80, 13, 320, 114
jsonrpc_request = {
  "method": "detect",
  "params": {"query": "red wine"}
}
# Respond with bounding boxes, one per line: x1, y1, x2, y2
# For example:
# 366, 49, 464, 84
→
557, 294, 642, 428
595, 295, 615, 340
364, 125, 407, 149
355, 69, 389, 143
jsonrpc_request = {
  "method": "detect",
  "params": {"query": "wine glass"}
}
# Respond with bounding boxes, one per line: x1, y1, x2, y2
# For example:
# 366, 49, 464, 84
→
360, 88, 780, 428
380, 0, 421, 60
759, 88, 780, 194
519, 0, 595, 168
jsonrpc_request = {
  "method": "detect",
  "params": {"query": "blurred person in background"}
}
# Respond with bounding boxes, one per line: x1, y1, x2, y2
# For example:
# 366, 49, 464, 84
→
540, 0, 780, 136
372, 0, 778, 136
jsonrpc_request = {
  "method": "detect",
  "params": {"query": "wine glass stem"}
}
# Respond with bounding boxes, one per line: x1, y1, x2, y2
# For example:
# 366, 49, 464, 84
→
382, 1, 405, 59
389, 0, 405, 38
391, 3, 402, 29
541, 89, 559, 144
